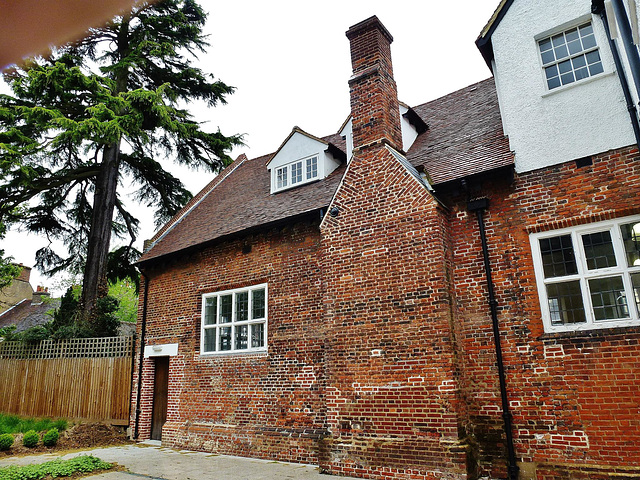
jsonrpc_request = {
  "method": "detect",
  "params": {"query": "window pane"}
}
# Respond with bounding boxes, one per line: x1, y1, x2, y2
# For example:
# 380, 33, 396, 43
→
236, 291, 248, 321
582, 231, 616, 270
306, 156, 318, 179
620, 222, 640, 267
581, 33, 597, 50
252, 288, 266, 319
547, 76, 562, 90
579, 23, 594, 36
547, 281, 586, 325
589, 276, 629, 321
251, 323, 265, 348
588, 60, 604, 76
220, 294, 232, 323
539, 38, 552, 52
219, 326, 232, 351
545, 64, 559, 79
203, 328, 216, 352
204, 297, 217, 325
565, 28, 579, 43
632, 273, 640, 316
554, 44, 569, 60
567, 39, 582, 55
572, 54, 586, 69
277, 167, 287, 189
235, 324, 248, 350
540, 235, 578, 278
291, 162, 303, 184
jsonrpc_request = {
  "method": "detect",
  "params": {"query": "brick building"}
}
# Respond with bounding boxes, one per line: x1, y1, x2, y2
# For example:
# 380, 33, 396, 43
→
132, 1, 640, 479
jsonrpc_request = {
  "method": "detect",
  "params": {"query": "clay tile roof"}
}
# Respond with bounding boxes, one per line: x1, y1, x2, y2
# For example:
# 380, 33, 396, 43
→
139, 134, 346, 264
407, 77, 513, 185
139, 79, 512, 264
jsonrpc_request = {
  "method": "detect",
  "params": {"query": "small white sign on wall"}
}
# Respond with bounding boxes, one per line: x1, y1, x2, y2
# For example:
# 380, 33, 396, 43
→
144, 343, 178, 358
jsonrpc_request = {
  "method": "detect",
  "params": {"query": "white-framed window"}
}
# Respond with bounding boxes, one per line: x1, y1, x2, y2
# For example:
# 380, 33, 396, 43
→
201, 284, 267, 354
530, 216, 640, 333
273, 155, 319, 192
537, 22, 604, 90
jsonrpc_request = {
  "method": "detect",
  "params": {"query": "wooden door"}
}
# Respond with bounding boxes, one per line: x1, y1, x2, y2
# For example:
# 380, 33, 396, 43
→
151, 356, 169, 440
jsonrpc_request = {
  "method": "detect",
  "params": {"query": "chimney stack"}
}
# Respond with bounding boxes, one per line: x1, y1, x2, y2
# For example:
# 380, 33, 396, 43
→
346, 16, 403, 152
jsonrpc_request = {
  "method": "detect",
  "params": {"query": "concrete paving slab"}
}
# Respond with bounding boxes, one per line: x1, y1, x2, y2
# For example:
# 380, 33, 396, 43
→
0, 443, 360, 480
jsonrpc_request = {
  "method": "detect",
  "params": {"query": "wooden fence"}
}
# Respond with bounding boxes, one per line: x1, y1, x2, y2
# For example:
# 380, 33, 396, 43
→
0, 336, 133, 425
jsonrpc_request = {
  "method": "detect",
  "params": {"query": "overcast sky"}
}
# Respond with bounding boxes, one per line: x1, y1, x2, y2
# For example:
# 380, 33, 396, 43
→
3, 0, 500, 294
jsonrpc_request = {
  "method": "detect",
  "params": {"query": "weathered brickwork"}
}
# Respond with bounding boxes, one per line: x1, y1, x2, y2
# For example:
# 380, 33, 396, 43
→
319, 144, 469, 480
131, 220, 328, 464
442, 145, 640, 479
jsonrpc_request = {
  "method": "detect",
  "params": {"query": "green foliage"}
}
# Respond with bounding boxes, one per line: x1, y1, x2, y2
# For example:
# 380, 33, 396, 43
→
109, 278, 139, 323
0, 455, 112, 480
22, 430, 39, 448
0, 434, 13, 451
42, 428, 59, 447
0, 325, 18, 341
0, 0, 242, 292
0, 413, 67, 435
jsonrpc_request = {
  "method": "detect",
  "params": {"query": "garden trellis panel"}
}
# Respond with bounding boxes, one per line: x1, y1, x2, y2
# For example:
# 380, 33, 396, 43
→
0, 337, 133, 424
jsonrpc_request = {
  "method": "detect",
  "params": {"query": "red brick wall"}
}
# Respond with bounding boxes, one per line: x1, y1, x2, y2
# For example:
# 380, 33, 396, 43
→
131, 220, 328, 464
320, 145, 469, 479
346, 17, 403, 152
443, 145, 640, 478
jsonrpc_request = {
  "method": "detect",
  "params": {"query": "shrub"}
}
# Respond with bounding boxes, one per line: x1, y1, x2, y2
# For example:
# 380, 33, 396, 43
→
0, 433, 13, 450
22, 429, 39, 448
42, 428, 59, 447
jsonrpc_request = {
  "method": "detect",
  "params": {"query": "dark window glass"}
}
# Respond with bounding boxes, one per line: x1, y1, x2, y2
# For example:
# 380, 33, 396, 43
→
220, 294, 232, 323
540, 235, 578, 278
251, 323, 265, 348
589, 276, 629, 321
547, 281, 586, 325
204, 297, 217, 325
620, 222, 640, 267
235, 325, 248, 350
582, 231, 617, 270
204, 329, 216, 352
219, 326, 232, 351
252, 289, 266, 319
236, 291, 249, 321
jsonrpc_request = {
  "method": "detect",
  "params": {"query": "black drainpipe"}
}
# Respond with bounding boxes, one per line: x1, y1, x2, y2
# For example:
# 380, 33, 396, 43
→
593, 1, 640, 148
610, 0, 640, 106
467, 197, 519, 480
133, 272, 150, 440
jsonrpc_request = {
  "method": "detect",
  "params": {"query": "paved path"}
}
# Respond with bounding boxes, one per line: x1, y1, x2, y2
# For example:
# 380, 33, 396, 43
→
0, 443, 360, 480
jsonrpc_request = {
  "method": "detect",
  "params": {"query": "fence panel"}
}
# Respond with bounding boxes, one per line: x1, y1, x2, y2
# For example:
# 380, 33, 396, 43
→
0, 337, 133, 425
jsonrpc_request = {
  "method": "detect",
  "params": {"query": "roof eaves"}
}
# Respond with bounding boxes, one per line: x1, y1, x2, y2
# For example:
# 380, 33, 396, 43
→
476, 0, 514, 68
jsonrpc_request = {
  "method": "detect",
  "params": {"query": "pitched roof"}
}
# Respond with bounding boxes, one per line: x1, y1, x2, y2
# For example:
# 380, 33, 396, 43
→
0, 297, 59, 332
139, 78, 513, 265
139, 134, 347, 264
407, 78, 513, 185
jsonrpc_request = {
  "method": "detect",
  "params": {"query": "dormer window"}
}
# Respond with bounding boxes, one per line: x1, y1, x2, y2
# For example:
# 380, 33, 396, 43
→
273, 155, 319, 192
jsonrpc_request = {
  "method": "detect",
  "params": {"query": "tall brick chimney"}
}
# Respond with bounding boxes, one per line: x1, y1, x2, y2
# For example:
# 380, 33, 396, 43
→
346, 16, 403, 152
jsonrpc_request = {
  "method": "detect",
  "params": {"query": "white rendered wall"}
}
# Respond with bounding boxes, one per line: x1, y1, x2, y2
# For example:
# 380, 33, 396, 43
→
491, 0, 637, 173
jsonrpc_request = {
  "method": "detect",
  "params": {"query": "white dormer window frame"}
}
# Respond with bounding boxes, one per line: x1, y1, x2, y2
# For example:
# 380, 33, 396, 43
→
273, 155, 320, 192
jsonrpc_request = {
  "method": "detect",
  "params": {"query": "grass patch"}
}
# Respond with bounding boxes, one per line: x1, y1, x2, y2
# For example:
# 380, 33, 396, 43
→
0, 414, 67, 435
0, 455, 112, 480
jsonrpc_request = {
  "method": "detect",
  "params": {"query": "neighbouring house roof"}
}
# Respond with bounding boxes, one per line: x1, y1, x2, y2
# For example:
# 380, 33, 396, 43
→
0, 297, 60, 332
406, 78, 513, 185
139, 77, 513, 265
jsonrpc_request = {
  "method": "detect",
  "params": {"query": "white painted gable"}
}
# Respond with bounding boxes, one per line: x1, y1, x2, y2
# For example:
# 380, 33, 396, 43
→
490, 0, 636, 172
267, 129, 341, 194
